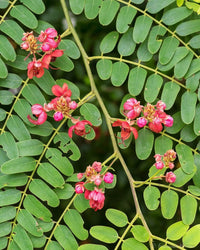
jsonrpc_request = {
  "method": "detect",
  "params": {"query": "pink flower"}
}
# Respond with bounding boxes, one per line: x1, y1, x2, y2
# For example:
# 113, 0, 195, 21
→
112, 120, 138, 143
52, 83, 72, 97
94, 175, 102, 186
155, 161, 164, 169
21, 42, 29, 50
156, 100, 166, 112
154, 154, 162, 162
88, 188, 105, 211
68, 120, 93, 138
84, 189, 91, 200
104, 172, 114, 184
137, 117, 147, 128
77, 173, 84, 180
38, 28, 58, 43
92, 161, 102, 172
53, 111, 63, 121
168, 162, 174, 170
164, 115, 173, 127
42, 49, 64, 69
75, 182, 85, 194
69, 101, 77, 110
27, 104, 47, 125
123, 98, 142, 119
123, 98, 138, 110
27, 58, 45, 79
165, 172, 176, 183
148, 117, 163, 133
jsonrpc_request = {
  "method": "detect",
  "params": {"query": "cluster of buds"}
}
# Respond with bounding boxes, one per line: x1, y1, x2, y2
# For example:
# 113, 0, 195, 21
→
75, 161, 114, 211
27, 83, 93, 138
154, 149, 177, 183
21, 28, 63, 79
112, 98, 173, 145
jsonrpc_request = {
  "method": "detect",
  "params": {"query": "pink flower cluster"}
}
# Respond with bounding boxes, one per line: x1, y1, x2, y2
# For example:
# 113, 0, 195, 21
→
112, 98, 173, 144
27, 83, 93, 138
75, 161, 114, 211
154, 149, 176, 183
21, 28, 63, 79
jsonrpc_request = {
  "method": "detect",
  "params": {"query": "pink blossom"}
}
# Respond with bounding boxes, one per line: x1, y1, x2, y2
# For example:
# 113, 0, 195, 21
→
154, 154, 162, 162
148, 117, 163, 133
168, 162, 174, 170
68, 120, 93, 138
27, 59, 45, 79
27, 104, 47, 125
69, 101, 77, 110
165, 172, 176, 183
104, 172, 114, 184
52, 83, 72, 97
92, 161, 102, 172
42, 49, 64, 69
155, 161, 164, 169
77, 173, 84, 180
123, 98, 138, 110
94, 175, 102, 186
156, 100, 166, 112
137, 117, 147, 128
75, 182, 85, 194
164, 115, 173, 127
38, 28, 58, 43
41, 42, 51, 52
53, 111, 63, 121
123, 98, 142, 119
88, 188, 105, 211
21, 42, 29, 50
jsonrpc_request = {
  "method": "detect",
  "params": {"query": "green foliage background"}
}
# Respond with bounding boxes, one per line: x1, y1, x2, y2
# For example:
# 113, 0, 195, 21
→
1, 0, 200, 249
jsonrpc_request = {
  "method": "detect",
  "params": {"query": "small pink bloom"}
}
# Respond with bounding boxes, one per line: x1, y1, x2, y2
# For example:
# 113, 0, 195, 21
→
156, 100, 166, 112
154, 154, 162, 162
94, 175, 102, 186
92, 161, 102, 172
123, 98, 138, 110
42, 49, 64, 69
137, 117, 147, 128
41, 42, 51, 52
53, 111, 63, 121
155, 161, 164, 169
84, 189, 91, 199
27, 104, 47, 125
69, 101, 77, 110
27, 59, 45, 79
104, 172, 114, 184
77, 173, 84, 180
38, 28, 58, 43
52, 83, 72, 97
75, 182, 85, 194
21, 42, 29, 50
88, 188, 105, 211
164, 115, 173, 127
165, 172, 176, 183
168, 162, 174, 170
68, 120, 93, 138
148, 118, 163, 133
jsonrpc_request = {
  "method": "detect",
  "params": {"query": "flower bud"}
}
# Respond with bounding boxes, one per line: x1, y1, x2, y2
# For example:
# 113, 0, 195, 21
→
69, 101, 77, 110
104, 172, 114, 184
137, 117, 147, 128
53, 111, 63, 121
164, 115, 173, 127
155, 161, 164, 169
77, 173, 84, 180
165, 172, 176, 183
75, 182, 85, 194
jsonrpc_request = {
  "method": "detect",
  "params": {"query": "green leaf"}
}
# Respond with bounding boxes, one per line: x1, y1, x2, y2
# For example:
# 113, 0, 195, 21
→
185, 1, 200, 14
180, 124, 197, 142
84, 0, 102, 19
17, 209, 43, 237
0, 35, 16, 61
194, 104, 200, 136
177, 0, 184, 7
80, 103, 102, 126
29, 179, 60, 207
34, 70, 56, 95
22, 84, 46, 105
58, 40, 80, 59
0, 0, 9, 8
173, 166, 196, 187
96, 59, 112, 80
176, 19, 200, 36
0, 189, 21, 206
0, 90, 14, 104
131, 225, 149, 243
100, 31, 119, 54
1, 156, 35, 174
161, 190, 178, 219
64, 209, 88, 240
144, 74, 163, 102
165, 112, 184, 134
6, 55, 31, 70
78, 244, 108, 250
46, 148, 74, 176
116, 6, 137, 34
23, 195, 52, 222
17, 139, 43, 156
182, 225, 200, 248
7, 115, 31, 141
143, 186, 160, 210
133, 16, 153, 43
174, 51, 193, 79
0, 20, 24, 45
73, 193, 90, 213
0, 206, 16, 223
28, 234, 46, 248
135, 129, 154, 160
54, 225, 78, 249
154, 136, 173, 155
9, 241, 21, 250
37, 163, 65, 188
128, 67, 147, 96
0, 57, 8, 79
19, 0, 45, 14
146, 0, 175, 14
34, 20, 54, 34
181, 91, 197, 124
0, 108, 6, 121
189, 34, 200, 48
122, 238, 148, 250
28, 121, 54, 137
69, 0, 84, 14
0, 173, 28, 188
185, 58, 200, 78
106, 209, 128, 227
159, 37, 179, 65
0, 73, 22, 89
188, 185, 200, 196
181, 195, 197, 225
176, 144, 195, 174
167, 221, 189, 241
148, 25, 166, 54
10, 5, 38, 29
186, 72, 200, 92
52, 54, 74, 72
0, 238, 7, 250
90, 226, 118, 243
46, 241, 63, 250
13, 225, 33, 250
99, 0, 120, 26
137, 39, 153, 62
0, 222, 12, 237
0, 131, 19, 159
161, 82, 180, 110
111, 62, 129, 86
55, 184, 74, 200
118, 28, 136, 56
14, 99, 34, 127
162, 7, 192, 25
